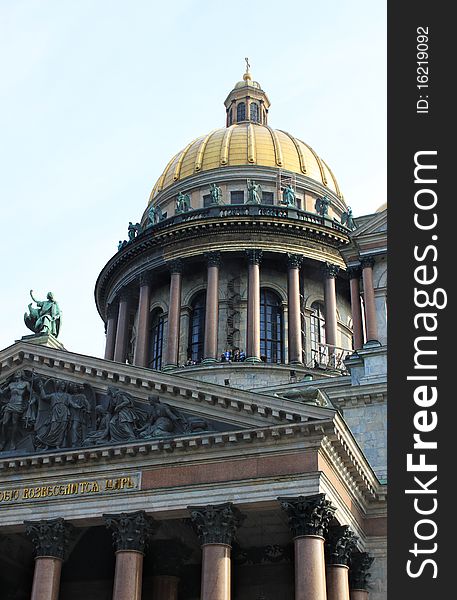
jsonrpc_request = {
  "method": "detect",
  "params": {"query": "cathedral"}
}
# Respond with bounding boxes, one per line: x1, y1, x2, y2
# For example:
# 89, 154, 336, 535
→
0, 67, 387, 600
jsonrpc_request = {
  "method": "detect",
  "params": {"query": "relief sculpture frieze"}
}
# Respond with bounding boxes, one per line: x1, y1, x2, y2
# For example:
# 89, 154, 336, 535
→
0, 371, 211, 457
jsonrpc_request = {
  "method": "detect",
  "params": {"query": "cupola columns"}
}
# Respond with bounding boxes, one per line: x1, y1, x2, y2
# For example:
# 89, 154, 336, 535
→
165, 260, 183, 367
348, 268, 364, 350
361, 258, 379, 343
104, 303, 118, 360
288, 254, 304, 364
114, 293, 132, 363
324, 265, 339, 353
245, 250, 263, 362
203, 252, 221, 362
133, 276, 152, 367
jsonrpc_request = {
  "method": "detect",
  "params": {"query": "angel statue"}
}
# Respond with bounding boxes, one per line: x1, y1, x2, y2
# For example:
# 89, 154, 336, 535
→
246, 179, 262, 204
209, 183, 222, 204
24, 290, 61, 338
176, 191, 191, 214
314, 195, 330, 217
341, 206, 356, 230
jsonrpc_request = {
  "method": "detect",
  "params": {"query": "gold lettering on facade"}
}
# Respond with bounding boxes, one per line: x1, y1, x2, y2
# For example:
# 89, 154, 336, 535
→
1, 474, 139, 505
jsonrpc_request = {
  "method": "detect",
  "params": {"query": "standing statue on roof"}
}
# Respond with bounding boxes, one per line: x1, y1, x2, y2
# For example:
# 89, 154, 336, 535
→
24, 290, 61, 338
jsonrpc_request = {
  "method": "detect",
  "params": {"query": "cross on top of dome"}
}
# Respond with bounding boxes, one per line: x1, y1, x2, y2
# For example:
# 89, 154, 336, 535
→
224, 59, 271, 126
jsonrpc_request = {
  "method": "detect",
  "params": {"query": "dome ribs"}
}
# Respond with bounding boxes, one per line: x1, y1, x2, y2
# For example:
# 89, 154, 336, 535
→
279, 129, 307, 174
220, 124, 235, 165
247, 123, 256, 164
265, 125, 284, 167
298, 138, 328, 187
195, 129, 219, 173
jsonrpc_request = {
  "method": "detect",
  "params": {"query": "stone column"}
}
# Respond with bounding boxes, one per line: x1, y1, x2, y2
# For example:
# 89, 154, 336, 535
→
361, 257, 379, 342
203, 252, 221, 362
133, 275, 152, 367
287, 254, 304, 364
349, 552, 374, 600
188, 502, 245, 600
323, 264, 339, 353
104, 510, 157, 600
114, 291, 132, 363
325, 525, 358, 600
105, 303, 118, 360
25, 517, 74, 600
152, 576, 179, 599
148, 538, 191, 600
279, 493, 336, 600
245, 249, 263, 362
347, 268, 364, 350
164, 260, 183, 367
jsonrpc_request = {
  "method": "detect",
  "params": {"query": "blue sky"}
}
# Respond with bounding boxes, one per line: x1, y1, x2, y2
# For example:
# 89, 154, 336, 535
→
0, 0, 386, 358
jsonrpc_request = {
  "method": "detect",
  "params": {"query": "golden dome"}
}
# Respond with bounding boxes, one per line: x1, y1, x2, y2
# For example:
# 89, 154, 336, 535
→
150, 122, 343, 201
376, 201, 387, 212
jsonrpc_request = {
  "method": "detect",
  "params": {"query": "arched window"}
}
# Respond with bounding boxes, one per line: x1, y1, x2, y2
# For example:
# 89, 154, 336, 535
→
188, 292, 206, 363
250, 103, 259, 122
260, 289, 284, 363
237, 102, 246, 122
148, 309, 164, 369
310, 301, 326, 361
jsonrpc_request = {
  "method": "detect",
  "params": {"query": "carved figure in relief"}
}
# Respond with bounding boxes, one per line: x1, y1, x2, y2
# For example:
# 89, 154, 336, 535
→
0, 372, 31, 450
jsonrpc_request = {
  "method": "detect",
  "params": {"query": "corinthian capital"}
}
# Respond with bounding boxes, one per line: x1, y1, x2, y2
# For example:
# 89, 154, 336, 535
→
287, 253, 304, 269
325, 524, 358, 565
25, 517, 74, 560
245, 249, 263, 265
349, 551, 374, 590
104, 510, 157, 554
360, 256, 375, 269
278, 493, 336, 538
188, 502, 245, 546
204, 251, 222, 267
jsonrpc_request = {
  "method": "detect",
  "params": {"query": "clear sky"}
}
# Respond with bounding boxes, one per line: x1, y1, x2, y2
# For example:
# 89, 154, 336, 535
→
0, 0, 386, 359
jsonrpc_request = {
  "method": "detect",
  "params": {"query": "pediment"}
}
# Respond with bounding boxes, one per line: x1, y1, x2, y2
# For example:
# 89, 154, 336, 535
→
0, 341, 335, 461
351, 210, 387, 238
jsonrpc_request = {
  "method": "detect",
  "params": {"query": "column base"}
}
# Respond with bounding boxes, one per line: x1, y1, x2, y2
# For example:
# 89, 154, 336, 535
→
244, 356, 263, 364
201, 357, 218, 365
162, 364, 178, 372
363, 339, 382, 348
288, 360, 304, 366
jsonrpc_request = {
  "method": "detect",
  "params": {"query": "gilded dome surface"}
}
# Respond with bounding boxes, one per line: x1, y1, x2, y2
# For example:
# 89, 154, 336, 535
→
149, 122, 342, 201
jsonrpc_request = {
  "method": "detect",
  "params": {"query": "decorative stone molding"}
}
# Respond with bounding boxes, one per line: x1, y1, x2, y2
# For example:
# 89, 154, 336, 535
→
360, 256, 375, 269
349, 551, 374, 590
167, 259, 184, 274
325, 524, 358, 566
204, 251, 222, 267
188, 502, 245, 546
25, 517, 74, 560
287, 253, 304, 269
278, 493, 336, 538
323, 263, 340, 278
245, 249, 263, 265
104, 510, 157, 554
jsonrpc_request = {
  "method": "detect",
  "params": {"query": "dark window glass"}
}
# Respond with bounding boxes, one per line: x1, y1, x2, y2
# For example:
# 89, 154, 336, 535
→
310, 301, 326, 361
262, 191, 274, 205
203, 194, 212, 207
260, 289, 283, 363
237, 102, 246, 121
230, 191, 244, 204
250, 103, 259, 122
188, 292, 206, 363
148, 309, 164, 369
